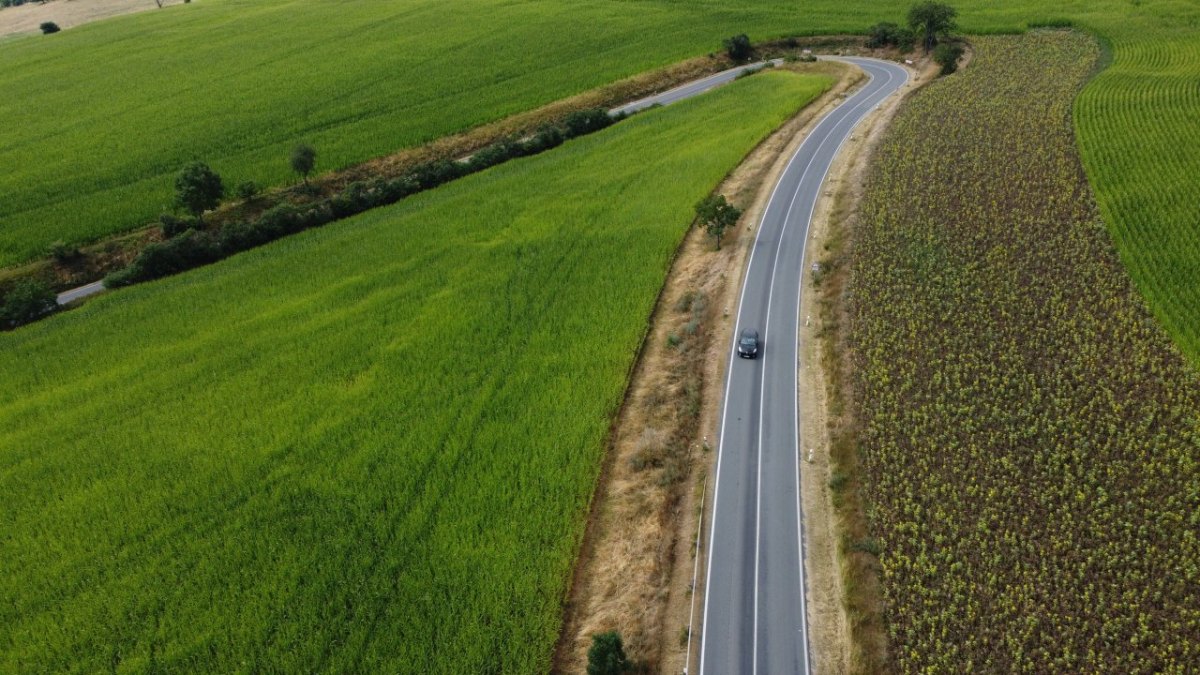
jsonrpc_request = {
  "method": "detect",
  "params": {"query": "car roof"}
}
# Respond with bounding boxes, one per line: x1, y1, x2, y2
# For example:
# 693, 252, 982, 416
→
740, 328, 759, 339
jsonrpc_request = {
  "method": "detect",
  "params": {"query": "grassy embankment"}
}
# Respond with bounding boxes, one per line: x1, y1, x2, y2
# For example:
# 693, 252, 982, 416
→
0, 70, 831, 672
843, 32, 1200, 671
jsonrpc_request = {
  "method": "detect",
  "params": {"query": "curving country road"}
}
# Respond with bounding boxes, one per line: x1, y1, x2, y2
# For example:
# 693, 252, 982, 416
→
698, 57, 909, 675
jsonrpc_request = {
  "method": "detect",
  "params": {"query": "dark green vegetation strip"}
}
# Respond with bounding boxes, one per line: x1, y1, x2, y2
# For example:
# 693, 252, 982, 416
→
0, 70, 830, 673
849, 32, 1200, 671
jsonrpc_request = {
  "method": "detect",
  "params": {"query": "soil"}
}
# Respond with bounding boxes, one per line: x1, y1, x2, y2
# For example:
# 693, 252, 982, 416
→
0, 0, 188, 39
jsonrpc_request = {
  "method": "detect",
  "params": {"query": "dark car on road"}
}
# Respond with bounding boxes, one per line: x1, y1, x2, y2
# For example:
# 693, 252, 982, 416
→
737, 328, 760, 359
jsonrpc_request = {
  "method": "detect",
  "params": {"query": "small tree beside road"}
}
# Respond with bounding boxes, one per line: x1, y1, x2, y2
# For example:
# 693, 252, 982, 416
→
291, 143, 317, 186
695, 194, 742, 250
586, 631, 631, 675
174, 161, 224, 224
723, 34, 753, 62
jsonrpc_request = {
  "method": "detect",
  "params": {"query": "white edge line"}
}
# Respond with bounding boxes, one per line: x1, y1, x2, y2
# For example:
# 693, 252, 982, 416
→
612, 60, 783, 115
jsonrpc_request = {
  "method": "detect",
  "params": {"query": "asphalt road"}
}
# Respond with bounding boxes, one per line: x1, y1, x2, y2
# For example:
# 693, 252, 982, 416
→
609, 60, 783, 116
56, 280, 104, 306
698, 57, 909, 675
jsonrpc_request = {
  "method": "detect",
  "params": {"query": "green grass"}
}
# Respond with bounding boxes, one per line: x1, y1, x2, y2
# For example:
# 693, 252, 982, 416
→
0, 70, 830, 673
4, 1, 1200, 365
848, 33, 1200, 671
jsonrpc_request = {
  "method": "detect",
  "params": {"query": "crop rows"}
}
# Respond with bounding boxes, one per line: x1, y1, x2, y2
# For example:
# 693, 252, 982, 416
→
0, 71, 829, 672
1075, 17, 1200, 363
847, 32, 1200, 672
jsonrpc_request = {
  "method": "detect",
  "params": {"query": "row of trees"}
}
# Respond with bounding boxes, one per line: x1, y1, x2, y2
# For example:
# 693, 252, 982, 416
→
174, 143, 316, 223
868, 2, 963, 73
868, 1, 957, 53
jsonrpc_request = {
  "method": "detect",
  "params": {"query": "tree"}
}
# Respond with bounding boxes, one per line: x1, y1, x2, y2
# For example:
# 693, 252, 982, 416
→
1, 279, 56, 328
586, 631, 631, 675
933, 42, 965, 74
291, 144, 317, 186
723, 34, 753, 62
907, 1, 957, 52
695, 194, 742, 250
39, 21, 60, 34
174, 161, 224, 223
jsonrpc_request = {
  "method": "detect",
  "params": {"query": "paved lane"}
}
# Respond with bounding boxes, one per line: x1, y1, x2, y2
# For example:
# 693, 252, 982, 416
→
699, 58, 909, 675
610, 60, 783, 116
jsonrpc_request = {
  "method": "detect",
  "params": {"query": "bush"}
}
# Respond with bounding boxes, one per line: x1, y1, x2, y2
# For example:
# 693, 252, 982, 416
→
0, 279, 57, 329
159, 213, 198, 238
563, 108, 614, 139
411, 159, 466, 190
723, 33, 753, 62
47, 240, 81, 263
106, 229, 220, 287
377, 175, 420, 204
867, 22, 916, 50
518, 125, 564, 155
217, 219, 271, 253
934, 42, 965, 74
586, 631, 631, 675
235, 180, 260, 201
39, 22, 60, 35
466, 140, 519, 173
330, 181, 382, 219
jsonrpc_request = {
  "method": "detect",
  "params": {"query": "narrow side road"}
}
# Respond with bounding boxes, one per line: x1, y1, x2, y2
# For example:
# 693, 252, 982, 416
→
610, 60, 783, 116
698, 57, 909, 675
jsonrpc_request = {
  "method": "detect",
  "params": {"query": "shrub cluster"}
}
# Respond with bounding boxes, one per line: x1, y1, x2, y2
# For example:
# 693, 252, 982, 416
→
0, 279, 56, 329
866, 22, 916, 50
105, 109, 619, 289
723, 34, 753, 62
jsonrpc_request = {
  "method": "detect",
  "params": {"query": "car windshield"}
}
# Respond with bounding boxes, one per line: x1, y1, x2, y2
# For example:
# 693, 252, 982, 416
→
740, 334, 757, 345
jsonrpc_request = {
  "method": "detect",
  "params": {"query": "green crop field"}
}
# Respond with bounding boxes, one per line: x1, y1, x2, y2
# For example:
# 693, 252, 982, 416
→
847, 32, 1200, 671
0, 70, 830, 672
4, 1, 1200, 364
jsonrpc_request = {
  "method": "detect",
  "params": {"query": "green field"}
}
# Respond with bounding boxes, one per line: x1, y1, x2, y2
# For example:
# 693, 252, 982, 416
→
0, 70, 830, 672
848, 32, 1200, 671
5, 1, 1200, 366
